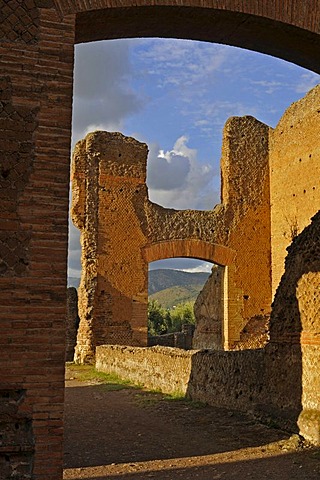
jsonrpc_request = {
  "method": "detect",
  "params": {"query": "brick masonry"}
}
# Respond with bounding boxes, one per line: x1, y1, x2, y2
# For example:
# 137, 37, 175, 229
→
71, 117, 271, 362
65, 287, 79, 362
270, 85, 320, 294
0, 1, 319, 478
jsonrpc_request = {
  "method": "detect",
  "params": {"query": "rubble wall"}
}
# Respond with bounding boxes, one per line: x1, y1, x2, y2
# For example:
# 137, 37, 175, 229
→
270, 84, 320, 294
72, 117, 272, 361
0, 1, 319, 475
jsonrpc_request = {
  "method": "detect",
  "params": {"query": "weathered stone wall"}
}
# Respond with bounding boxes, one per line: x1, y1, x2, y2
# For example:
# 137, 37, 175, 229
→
148, 324, 194, 349
269, 84, 320, 295
96, 344, 194, 395
72, 116, 271, 361
1, 1, 319, 476
65, 287, 79, 361
193, 265, 224, 349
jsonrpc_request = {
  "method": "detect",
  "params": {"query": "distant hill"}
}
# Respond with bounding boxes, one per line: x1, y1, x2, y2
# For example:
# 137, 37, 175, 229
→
148, 269, 210, 294
67, 269, 210, 307
148, 269, 210, 309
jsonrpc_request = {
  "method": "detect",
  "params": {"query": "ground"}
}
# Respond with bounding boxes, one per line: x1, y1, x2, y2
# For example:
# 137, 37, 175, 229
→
63, 365, 320, 480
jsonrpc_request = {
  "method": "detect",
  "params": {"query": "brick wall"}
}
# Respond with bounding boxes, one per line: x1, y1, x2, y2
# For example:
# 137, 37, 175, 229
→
1, 1, 319, 477
0, 2, 75, 478
71, 115, 272, 360
270, 84, 320, 295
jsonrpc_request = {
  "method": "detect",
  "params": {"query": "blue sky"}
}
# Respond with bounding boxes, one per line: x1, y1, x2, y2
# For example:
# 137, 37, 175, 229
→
68, 38, 319, 278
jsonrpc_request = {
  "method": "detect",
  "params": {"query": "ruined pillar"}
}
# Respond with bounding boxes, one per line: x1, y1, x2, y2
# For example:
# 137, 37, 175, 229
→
72, 132, 149, 363
193, 265, 225, 350
0, 3, 75, 478
66, 287, 80, 361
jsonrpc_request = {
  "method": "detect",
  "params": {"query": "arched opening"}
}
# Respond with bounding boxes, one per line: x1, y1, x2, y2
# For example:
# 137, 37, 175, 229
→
68, 35, 319, 364
67, 33, 320, 479
74, 4, 320, 74
2, 2, 320, 477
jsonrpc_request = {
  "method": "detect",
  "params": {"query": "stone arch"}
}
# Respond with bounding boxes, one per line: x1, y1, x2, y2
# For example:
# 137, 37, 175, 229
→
144, 240, 240, 350
56, 1, 320, 73
1, 1, 320, 476
143, 239, 235, 266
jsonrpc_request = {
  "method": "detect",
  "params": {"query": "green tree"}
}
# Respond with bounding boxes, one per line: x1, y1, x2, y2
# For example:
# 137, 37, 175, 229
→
148, 300, 167, 335
169, 301, 195, 332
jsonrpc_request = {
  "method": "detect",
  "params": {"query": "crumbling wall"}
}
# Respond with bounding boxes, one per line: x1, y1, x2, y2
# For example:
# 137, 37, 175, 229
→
193, 265, 224, 349
65, 287, 80, 361
96, 205, 320, 445
265, 210, 320, 444
269, 84, 320, 295
196, 86, 320, 350
230, 314, 270, 350
148, 324, 195, 349
72, 116, 272, 361
72, 133, 150, 363
191, 116, 271, 348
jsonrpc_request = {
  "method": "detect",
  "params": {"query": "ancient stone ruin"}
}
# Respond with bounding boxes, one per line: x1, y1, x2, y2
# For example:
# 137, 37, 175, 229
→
71, 117, 272, 363
1, 1, 320, 477
65, 287, 80, 361
71, 85, 320, 363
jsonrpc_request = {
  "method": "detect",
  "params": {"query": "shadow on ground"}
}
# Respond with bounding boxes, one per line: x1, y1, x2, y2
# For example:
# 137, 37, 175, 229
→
63, 380, 319, 480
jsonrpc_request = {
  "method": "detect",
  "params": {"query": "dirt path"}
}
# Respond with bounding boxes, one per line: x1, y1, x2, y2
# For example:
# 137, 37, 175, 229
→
63, 366, 320, 479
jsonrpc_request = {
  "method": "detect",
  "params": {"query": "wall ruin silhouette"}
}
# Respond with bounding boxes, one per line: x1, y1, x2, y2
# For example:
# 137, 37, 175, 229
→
0, 1, 319, 477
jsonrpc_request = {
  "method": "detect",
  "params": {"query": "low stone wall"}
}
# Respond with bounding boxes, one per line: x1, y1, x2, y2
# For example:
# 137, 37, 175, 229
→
96, 344, 267, 416
148, 324, 195, 350
96, 343, 306, 434
96, 345, 194, 395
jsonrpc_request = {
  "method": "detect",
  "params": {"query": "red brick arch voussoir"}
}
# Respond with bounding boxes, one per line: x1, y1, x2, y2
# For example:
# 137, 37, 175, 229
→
143, 239, 235, 267
54, 0, 320, 74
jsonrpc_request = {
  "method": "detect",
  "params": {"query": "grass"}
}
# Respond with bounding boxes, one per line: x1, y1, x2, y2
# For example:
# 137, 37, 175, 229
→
66, 363, 138, 391
66, 363, 207, 408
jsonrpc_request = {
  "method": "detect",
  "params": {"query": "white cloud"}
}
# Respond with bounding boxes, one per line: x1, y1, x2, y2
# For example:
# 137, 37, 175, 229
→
72, 40, 144, 148
147, 136, 219, 210
182, 262, 213, 273
134, 39, 230, 92
250, 80, 289, 95
149, 258, 213, 272
147, 143, 191, 190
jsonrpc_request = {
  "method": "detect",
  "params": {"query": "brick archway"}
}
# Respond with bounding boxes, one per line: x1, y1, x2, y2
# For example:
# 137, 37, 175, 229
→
68, 1, 320, 73
143, 239, 235, 267
1, 1, 320, 477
